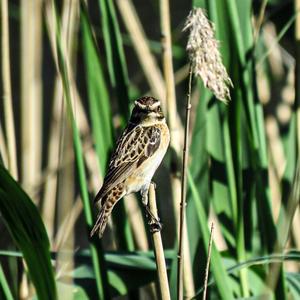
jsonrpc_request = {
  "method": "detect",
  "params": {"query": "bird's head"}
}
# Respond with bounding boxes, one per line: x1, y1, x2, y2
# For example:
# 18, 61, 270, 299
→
130, 96, 165, 126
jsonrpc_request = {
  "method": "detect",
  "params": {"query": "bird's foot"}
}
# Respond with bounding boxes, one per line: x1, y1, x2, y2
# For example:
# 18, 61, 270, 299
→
144, 204, 162, 233
148, 218, 162, 233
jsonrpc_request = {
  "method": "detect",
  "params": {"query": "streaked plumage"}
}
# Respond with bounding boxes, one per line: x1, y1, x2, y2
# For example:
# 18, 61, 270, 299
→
91, 96, 170, 238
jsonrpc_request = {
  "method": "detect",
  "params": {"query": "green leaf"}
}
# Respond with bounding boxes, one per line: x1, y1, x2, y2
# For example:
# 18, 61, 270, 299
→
82, 1, 135, 251
0, 264, 14, 300
286, 272, 300, 299
0, 165, 57, 300
194, 251, 300, 298
80, 3, 114, 175
52, 3, 109, 298
57, 250, 173, 297
188, 171, 234, 300
98, 0, 130, 119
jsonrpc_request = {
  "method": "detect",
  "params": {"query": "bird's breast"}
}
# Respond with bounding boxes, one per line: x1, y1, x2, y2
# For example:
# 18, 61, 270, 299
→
125, 123, 170, 194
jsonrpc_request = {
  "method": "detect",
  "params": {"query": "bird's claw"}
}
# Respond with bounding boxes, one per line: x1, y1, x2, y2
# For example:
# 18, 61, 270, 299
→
144, 204, 162, 233
148, 217, 162, 233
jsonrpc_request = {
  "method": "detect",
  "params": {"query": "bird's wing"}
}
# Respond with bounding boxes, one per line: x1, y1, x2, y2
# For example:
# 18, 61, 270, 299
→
94, 125, 161, 203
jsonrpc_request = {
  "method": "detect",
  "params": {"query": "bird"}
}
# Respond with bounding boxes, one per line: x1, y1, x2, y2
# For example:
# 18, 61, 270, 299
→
90, 96, 170, 238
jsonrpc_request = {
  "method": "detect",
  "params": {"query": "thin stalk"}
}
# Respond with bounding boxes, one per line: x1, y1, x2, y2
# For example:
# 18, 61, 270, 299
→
148, 183, 171, 300
56, 122, 74, 291
202, 223, 214, 300
160, 0, 194, 297
160, 0, 177, 138
253, 0, 268, 45
54, 142, 104, 250
54, 196, 82, 250
43, 0, 78, 242
177, 66, 192, 300
1, 0, 18, 179
55, 3, 79, 291
52, 2, 109, 297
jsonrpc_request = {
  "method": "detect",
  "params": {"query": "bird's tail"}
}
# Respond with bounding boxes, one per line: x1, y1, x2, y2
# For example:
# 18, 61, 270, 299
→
90, 184, 125, 238
90, 203, 111, 238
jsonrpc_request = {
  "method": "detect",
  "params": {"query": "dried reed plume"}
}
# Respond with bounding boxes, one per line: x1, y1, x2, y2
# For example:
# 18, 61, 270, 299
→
183, 8, 233, 102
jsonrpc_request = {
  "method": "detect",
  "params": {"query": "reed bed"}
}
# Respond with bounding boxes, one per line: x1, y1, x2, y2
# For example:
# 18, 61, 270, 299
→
0, 1, 300, 300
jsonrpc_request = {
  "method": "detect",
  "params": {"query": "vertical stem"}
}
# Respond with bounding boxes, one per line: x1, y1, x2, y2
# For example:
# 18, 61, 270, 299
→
160, 0, 177, 130
160, 0, 194, 297
177, 66, 192, 300
52, 2, 109, 297
20, 0, 42, 198
148, 183, 171, 300
1, 0, 18, 178
202, 223, 214, 300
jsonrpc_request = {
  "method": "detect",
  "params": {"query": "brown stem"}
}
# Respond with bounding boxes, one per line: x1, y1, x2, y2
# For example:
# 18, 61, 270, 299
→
148, 183, 171, 300
177, 65, 193, 300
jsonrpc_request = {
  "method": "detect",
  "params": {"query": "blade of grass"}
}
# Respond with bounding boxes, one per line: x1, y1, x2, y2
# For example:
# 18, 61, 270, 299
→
223, 1, 277, 254
204, 1, 250, 296
90, 0, 135, 251
42, 0, 79, 243
80, 4, 114, 176
97, 0, 130, 119
41, 79, 63, 241
0, 165, 57, 300
52, 3, 109, 298
0, 264, 14, 300
55, 121, 75, 291
194, 251, 300, 297
188, 170, 234, 300
202, 223, 214, 300
116, 0, 166, 102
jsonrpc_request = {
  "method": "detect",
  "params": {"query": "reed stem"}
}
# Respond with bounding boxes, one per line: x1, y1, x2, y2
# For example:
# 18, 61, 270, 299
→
177, 66, 193, 300
148, 183, 171, 300
116, 0, 165, 102
1, 0, 18, 179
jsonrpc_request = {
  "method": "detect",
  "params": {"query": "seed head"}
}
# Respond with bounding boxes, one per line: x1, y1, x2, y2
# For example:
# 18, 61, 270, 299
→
183, 8, 233, 102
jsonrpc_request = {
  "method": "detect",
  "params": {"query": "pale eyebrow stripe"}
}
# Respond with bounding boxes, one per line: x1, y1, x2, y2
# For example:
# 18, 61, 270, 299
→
134, 101, 161, 109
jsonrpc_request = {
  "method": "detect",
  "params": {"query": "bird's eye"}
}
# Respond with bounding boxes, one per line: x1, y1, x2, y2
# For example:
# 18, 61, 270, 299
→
158, 107, 161, 112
